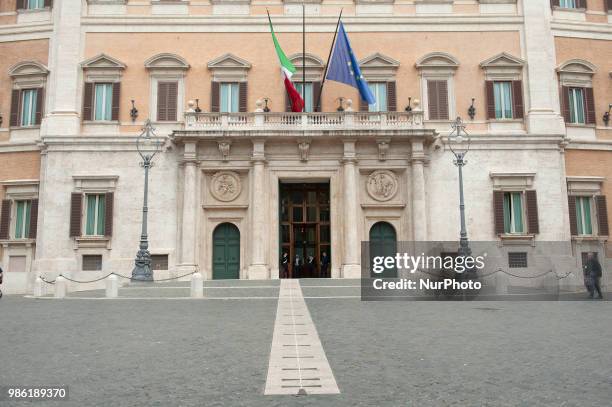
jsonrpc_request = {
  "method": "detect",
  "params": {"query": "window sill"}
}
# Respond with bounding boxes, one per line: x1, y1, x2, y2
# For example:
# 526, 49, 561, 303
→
486, 119, 523, 123
571, 235, 607, 242
565, 123, 595, 128
17, 7, 51, 14
82, 121, 120, 125
10, 125, 40, 130
498, 234, 535, 246
74, 236, 111, 250
0, 239, 36, 248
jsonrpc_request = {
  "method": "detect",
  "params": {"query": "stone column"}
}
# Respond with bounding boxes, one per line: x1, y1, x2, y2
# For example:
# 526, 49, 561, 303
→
521, 0, 565, 135
42, 0, 84, 137
248, 139, 269, 279
411, 140, 428, 241
180, 142, 198, 273
341, 139, 361, 278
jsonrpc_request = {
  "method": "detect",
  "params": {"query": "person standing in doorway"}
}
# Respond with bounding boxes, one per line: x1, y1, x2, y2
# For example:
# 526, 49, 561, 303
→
280, 252, 289, 279
584, 252, 603, 299
293, 255, 302, 279
320, 252, 330, 278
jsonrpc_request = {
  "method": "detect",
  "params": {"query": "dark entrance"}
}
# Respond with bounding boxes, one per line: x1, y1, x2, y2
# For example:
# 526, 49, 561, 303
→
212, 223, 240, 279
279, 182, 330, 278
369, 221, 397, 278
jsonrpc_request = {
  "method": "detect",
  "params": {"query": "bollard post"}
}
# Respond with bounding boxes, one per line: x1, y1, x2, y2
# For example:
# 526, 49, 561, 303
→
54, 276, 67, 299
191, 272, 203, 298
34, 277, 44, 297
106, 274, 118, 298
495, 272, 508, 295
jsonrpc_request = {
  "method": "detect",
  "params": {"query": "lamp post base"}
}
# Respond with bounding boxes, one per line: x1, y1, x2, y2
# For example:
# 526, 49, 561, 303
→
131, 248, 154, 281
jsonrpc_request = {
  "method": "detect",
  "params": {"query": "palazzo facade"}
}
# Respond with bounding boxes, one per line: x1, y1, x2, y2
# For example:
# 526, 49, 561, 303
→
0, 0, 611, 293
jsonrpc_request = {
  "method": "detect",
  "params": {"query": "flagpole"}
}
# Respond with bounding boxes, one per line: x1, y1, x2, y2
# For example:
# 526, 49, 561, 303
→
315, 10, 342, 113
302, 1, 306, 113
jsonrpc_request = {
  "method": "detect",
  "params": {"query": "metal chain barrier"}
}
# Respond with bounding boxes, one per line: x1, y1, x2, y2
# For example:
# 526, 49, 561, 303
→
416, 267, 573, 280
38, 269, 198, 285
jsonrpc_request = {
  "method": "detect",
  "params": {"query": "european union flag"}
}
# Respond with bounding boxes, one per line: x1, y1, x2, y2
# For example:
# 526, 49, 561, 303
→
326, 22, 376, 105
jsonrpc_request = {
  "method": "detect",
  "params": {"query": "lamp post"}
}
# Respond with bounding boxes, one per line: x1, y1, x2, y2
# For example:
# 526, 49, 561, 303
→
448, 116, 471, 260
131, 120, 162, 281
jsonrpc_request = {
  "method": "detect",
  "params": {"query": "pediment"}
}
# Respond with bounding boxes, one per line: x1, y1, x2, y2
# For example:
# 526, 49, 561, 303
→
207, 53, 252, 70
557, 59, 596, 75
480, 52, 525, 69
81, 53, 126, 70
145, 53, 190, 70
416, 52, 459, 69
359, 53, 400, 69
8, 61, 49, 77
288, 53, 324, 68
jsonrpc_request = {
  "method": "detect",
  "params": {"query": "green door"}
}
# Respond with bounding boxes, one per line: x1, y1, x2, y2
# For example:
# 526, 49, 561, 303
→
369, 222, 397, 278
213, 223, 240, 279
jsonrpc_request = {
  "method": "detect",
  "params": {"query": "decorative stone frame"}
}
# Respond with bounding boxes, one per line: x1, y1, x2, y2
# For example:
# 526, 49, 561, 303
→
556, 59, 596, 89
490, 172, 535, 241
207, 53, 251, 83
416, 52, 459, 122
210, 0, 250, 16
0, 180, 39, 243
288, 53, 324, 83
480, 52, 525, 82
358, 53, 400, 82
72, 175, 119, 249
8, 61, 49, 90
145, 53, 190, 123
80, 53, 126, 83
567, 176, 605, 239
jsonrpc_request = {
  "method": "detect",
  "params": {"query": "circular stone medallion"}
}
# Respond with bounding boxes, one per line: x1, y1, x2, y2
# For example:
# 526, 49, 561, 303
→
367, 170, 398, 202
210, 171, 241, 202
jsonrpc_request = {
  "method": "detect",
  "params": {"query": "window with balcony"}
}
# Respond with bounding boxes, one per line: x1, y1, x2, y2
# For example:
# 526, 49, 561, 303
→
295, 82, 314, 113
358, 53, 399, 112
220, 83, 240, 113
368, 82, 388, 112
208, 54, 251, 113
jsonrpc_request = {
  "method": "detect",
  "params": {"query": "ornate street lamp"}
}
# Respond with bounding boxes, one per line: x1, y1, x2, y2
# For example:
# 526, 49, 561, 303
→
448, 116, 472, 260
131, 120, 162, 281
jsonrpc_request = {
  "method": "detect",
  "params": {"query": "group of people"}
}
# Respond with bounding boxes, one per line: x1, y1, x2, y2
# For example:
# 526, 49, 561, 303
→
280, 251, 330, 279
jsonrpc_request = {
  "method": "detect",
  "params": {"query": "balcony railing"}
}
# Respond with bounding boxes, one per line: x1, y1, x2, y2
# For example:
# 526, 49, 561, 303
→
183, 110, 424, 131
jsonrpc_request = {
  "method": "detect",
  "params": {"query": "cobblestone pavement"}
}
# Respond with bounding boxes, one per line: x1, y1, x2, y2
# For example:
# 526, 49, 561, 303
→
0, 281, 611, 407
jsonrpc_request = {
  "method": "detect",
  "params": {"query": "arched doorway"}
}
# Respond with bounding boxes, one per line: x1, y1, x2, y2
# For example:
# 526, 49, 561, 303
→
369, 221, 397, 278
212, 223, 240, 279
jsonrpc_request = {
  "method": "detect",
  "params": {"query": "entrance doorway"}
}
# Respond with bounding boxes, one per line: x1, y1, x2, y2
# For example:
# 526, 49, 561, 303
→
369, 221, 397, 278
279, 182, 331, 278
212, 223, 240, 279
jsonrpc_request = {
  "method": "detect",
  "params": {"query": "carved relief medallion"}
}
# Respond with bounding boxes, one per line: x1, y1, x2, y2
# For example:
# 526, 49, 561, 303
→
210, 171, 241, 202
367, 170, 398, 201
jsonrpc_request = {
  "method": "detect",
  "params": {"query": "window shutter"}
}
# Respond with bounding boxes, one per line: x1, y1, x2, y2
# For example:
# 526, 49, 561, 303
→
386, 81, 397, 112
285, 92, 292, 112
35, 88, 44, 125
211, 82, 220, 112
485, 81, 495, 120
607, 0, 612, 12
157, 82, 167, 121
576, 0, 586, 8
427, 80, 439, 120
359, 97, 369, 112
525, 190, 539, 234
83, 82, 94, 121
596, 195, 609, 236
167, 82, 178, 121
28, 198, 38, 239
568, 195, 578, 236
44, 0, 53, 7
111, 82, 121, 121
69, 193, 82, 237
313, 81, 321, 112
0, 200, 11, 240
438, 80, 448, 120
16, 0, 25, 10
512, 80, 524, 119
584, 87, 596, 125
561, 86, 571, 124
493, 191, 505, 235
105, 192, 114, 237
550, 0, 559, 7
10, 89, 20, 127
239, 82, 248, 112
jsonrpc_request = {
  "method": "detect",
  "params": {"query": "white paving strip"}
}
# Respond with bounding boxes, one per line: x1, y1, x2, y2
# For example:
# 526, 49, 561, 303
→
265, 279, 340, 396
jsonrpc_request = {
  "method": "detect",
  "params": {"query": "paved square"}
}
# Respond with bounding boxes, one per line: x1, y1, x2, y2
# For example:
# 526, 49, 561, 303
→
1, 280, 611, 406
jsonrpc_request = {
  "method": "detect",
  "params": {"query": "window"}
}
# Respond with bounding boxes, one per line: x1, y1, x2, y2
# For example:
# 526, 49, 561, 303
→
14, 200, 31, 239
568, 88, 585, 124
508, 252, 528, 268
82, 255, 103, 271
157, 81, 178, 122
85, 194, 106, 236
25, 0, 45, 9
575, 196, 593, 235
427, 80, 449, 121
295, 82, 314, 113
493, 82, 513, 120
503, 192, 524, 234
368, 82, 387, 112
220, 83, 240, 113
151, 255, 169, 270
20, 89, 38, 126
94, 83, 113, 121
559, 0, 577, 8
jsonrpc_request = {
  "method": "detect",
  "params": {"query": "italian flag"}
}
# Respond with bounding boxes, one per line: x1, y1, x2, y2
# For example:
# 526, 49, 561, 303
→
268, 14, 304, 113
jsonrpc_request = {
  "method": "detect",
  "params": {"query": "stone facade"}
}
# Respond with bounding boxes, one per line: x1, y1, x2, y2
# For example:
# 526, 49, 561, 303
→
0, 0, 610, 293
